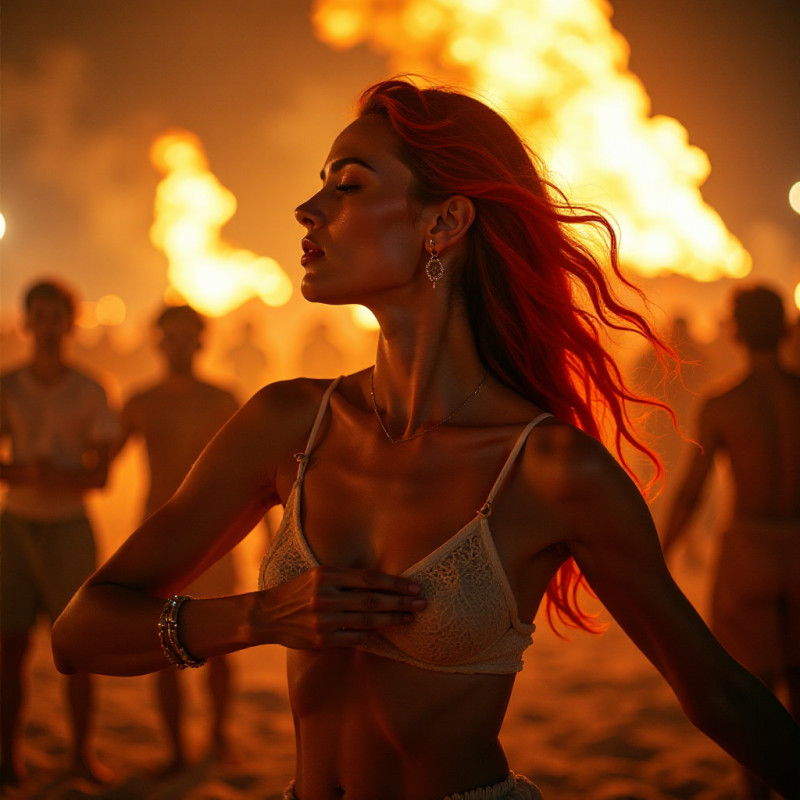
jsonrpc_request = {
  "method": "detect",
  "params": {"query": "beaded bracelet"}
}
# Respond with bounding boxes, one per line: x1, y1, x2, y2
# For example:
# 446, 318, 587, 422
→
157, 595, 207, 669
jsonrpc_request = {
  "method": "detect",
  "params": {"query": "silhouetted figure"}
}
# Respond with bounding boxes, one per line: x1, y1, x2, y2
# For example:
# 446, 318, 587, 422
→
663, 285, 800, 800
116, 305, 239, 773
299, 320, 345, 378
0, 280, 118, 788
783, 316, 800, 374
224, 320, 270, 400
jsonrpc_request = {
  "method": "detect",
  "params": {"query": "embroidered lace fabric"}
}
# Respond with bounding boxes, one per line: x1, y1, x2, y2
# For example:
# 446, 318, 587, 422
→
259, 377, 553, 675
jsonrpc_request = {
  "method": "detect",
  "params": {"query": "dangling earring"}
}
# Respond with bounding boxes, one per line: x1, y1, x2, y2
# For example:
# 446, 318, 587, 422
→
425, 239, 444, 288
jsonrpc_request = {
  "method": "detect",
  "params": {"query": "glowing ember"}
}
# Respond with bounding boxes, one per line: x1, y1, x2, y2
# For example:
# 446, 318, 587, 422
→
312, 0, 751, 282
149, 130, 293, 317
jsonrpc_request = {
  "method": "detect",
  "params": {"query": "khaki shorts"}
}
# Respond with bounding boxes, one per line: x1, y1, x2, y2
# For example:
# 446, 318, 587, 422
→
712, 516, 800, 674
0, 511, 97, 632
283, 772, 543, 799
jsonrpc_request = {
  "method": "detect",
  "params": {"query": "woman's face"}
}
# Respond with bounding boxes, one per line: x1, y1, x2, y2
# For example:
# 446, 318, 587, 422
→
294, 115, 429, 306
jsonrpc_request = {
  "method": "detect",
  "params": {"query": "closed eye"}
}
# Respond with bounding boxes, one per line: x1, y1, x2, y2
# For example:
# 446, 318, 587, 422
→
335, 184, 360, 194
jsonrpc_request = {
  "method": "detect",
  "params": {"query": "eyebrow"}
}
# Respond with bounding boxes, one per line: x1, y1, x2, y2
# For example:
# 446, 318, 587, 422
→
320, 157, 376, 182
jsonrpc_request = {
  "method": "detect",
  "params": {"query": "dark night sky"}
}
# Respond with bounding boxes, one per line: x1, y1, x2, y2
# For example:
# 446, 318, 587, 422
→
1, 0, 798, 324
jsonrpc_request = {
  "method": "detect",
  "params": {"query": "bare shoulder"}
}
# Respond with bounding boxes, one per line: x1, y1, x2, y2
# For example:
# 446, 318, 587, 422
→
124, 383, 158, 408
170, 378, 335, 505
523, 420, 624, 497
0, 366, 24, 384
703, 367, 800, 416
240, 377, 335, 448
521, 420, 654, 549
249, 376, 333, 415
195, 380, 239, 409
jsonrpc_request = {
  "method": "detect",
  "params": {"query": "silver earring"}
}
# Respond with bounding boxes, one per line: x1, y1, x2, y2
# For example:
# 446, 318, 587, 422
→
425, 239, 444, 288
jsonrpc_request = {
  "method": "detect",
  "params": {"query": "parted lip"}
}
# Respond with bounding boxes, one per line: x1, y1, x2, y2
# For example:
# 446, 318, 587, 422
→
301, 238, 324, 256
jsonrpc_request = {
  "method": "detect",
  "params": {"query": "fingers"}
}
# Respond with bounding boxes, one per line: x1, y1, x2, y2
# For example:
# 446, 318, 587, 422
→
304, 609, 417, 649
311, 587, 425, 614
305, 567, 425, 643
261, 566, 427, 650
318, 566, 421, 597
329, 610, 416, 632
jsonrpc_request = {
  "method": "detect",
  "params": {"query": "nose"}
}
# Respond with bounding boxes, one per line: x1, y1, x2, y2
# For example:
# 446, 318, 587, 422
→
294, 196, 323, 230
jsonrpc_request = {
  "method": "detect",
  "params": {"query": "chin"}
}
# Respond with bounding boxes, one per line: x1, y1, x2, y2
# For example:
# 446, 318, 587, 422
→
300, 275, 362, 307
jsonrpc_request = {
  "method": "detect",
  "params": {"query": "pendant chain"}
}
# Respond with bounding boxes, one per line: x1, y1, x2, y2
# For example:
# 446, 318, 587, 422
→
369, 367, 488, 444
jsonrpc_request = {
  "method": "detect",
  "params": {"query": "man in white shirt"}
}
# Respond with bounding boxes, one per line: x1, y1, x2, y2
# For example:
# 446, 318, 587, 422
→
1, 280, 119, 788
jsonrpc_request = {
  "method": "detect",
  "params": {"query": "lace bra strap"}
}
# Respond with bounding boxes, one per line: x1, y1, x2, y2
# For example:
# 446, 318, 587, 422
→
295, 376, 342, 482
479, 412, 554, 515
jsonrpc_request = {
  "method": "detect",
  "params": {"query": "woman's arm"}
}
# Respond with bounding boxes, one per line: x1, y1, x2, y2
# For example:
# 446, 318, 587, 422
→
52, 380, 425, 677
537, 425, 800, 798
52, 383, 286, 675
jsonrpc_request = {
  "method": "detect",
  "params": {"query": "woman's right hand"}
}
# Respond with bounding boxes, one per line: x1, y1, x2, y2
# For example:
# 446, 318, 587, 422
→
249, 567, 426, 649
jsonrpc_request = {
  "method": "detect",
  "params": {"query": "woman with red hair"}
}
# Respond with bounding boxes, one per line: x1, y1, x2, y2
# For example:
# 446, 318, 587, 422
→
53, 78, 799, 799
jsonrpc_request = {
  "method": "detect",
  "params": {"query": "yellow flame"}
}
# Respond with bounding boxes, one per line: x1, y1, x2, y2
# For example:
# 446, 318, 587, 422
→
312, 0, 750, 282
149, 130, 293, 317
795, 281, 800, 313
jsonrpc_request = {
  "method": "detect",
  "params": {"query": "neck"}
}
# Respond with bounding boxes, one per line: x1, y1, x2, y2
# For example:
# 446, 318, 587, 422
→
746, 349, 781, 373
29, 350, 68, 384
164, 367, 197, 385
369, 297, 487, 440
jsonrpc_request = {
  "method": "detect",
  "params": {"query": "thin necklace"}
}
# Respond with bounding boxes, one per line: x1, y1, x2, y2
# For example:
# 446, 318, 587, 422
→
369, 367, 489, 444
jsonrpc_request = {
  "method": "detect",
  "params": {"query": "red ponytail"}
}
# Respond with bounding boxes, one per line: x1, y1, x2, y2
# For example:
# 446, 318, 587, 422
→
359, 78, 676, 633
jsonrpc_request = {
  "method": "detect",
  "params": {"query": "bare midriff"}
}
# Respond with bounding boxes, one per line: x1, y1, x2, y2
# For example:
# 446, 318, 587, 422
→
287, 647, 516, 800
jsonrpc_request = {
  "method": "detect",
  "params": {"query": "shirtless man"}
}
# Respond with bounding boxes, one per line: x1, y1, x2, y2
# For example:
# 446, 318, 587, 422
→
662, 284, 800, 800
118, 305, 239, 772
1, 280, 118, 788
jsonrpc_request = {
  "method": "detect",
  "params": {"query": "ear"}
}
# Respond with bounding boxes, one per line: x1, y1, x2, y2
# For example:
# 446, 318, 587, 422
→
427, 196, 475, 251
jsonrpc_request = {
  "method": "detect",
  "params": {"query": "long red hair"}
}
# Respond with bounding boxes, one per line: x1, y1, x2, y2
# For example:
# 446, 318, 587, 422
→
358, 77, 675, 633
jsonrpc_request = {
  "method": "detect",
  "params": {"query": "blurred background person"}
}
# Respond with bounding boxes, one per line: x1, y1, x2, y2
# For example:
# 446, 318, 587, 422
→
223, 319, 271, 401
662, 284, 800, 800
116, 304, 240, 774
298, 320, 345, 379
0, 279, 119, 788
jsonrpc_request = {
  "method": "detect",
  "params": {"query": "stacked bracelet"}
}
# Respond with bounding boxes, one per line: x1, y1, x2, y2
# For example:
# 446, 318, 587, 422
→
157, 595, 207, 669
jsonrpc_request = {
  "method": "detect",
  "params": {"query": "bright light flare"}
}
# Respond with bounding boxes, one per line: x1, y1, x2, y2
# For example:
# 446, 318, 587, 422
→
76, 295, 127, 328
0, 212, 6, 240
348, 305, 380, 331
149, 130, 293, 317
76, 301, 98, 329
790, 181, 800, 215
312, 0, 751, 282
795, 281, 800, 313
96, 294, 126, 326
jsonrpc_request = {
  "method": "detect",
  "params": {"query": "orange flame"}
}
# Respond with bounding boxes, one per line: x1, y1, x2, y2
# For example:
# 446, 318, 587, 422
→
312, 0, 750, 282
149, 130, 293, 317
